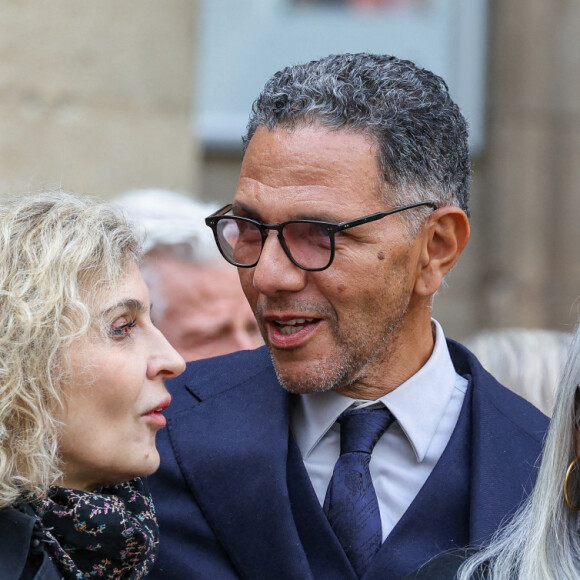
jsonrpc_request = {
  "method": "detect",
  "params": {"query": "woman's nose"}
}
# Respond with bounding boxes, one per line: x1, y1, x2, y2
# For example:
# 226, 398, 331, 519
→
148, 329, 186, 379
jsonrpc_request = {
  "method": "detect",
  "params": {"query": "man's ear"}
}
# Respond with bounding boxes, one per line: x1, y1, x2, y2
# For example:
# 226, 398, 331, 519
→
413, 207, 470, 297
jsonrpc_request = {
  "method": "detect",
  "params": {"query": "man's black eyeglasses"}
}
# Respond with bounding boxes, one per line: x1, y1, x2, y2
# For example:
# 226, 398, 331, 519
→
205, 201, 438, 273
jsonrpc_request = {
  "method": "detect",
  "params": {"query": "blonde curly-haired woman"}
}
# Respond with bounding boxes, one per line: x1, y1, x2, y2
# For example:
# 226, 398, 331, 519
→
0, 191, 184, 579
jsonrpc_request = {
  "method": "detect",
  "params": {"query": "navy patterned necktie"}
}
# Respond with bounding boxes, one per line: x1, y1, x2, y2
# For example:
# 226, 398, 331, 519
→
323, 407, 395, 578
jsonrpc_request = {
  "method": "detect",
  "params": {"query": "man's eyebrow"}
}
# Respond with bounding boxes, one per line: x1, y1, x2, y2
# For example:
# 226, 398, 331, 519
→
231, 201, 259, 219
99, 298, 145, 317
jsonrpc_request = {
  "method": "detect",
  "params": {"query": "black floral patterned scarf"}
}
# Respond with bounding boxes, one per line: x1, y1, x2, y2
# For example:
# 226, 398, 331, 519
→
18, 477, 159, 580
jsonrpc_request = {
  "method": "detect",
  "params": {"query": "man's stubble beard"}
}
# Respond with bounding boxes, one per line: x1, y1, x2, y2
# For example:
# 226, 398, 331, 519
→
270, 295, 410, 396
271, 322, 405, 395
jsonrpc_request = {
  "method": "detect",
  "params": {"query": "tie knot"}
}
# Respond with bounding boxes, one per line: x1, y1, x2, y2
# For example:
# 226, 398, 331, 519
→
337, 407, 394, 455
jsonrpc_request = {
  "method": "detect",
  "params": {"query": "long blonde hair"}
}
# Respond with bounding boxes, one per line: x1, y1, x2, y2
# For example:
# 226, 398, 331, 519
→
0, 191, 140, 508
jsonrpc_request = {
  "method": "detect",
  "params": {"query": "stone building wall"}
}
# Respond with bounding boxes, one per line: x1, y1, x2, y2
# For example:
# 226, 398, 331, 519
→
0, 0, 197, 198
468, 0, 580, 335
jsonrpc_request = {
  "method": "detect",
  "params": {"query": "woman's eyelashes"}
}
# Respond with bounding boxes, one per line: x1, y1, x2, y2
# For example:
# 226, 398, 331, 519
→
110, 317, 137, 340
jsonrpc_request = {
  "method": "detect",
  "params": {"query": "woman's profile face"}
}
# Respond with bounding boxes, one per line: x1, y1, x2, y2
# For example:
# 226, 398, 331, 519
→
57, 262, 186, 491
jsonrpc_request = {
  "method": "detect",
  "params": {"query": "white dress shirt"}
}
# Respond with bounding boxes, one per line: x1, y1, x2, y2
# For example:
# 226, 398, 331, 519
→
291, 319, 467, 540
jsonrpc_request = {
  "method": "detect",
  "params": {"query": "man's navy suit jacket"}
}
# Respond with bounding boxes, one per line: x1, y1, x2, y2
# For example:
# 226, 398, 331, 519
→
148, 341, 548, 580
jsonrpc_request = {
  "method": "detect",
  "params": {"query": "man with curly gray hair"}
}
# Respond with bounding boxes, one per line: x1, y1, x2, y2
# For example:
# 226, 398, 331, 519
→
149, 53, 548, 579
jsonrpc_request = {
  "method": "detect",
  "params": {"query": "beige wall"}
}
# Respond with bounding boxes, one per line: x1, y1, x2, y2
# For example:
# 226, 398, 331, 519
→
0, 1, 197, 198
464, 0, 580, 337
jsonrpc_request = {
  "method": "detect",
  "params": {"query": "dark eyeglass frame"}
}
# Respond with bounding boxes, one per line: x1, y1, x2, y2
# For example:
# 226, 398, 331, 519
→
205, 201, 438, 272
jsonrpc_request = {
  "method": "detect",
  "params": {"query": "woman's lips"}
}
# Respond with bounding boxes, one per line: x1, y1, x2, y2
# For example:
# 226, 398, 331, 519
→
142, 397, 171, 428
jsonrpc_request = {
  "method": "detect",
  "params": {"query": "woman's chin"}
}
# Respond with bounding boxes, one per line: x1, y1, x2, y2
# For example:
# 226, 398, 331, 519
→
129, 447, 161, 480
60, 443, 162, 490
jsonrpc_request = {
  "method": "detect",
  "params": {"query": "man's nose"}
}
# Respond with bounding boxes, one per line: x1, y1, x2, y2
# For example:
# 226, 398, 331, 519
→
252, 230, 307, 295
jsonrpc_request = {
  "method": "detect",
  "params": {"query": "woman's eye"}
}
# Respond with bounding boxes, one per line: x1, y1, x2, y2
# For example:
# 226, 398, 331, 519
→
110, 319, 136, 340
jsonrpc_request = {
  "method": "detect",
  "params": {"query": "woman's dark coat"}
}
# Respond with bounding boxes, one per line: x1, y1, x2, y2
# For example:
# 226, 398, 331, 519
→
0, 506, 61, 580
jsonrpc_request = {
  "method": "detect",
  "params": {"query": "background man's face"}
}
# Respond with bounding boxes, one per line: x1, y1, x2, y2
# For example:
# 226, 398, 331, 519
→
151, 259, 262, 362
234, 125, 427, 395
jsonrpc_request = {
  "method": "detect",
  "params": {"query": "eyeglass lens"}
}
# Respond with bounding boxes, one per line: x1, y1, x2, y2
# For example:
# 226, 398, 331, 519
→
216, 218, 332, 270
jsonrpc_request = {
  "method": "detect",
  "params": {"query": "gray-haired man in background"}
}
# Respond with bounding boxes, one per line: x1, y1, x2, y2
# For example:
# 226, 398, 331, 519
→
116, 189, 262, 361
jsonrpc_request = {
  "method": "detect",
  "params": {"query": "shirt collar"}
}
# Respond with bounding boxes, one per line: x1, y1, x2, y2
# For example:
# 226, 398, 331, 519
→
291, 320, 460, 462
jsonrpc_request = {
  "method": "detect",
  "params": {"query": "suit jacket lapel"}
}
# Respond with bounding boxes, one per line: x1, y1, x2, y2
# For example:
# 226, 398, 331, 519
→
166, 362, 315, 580
468, 371, 544, 545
